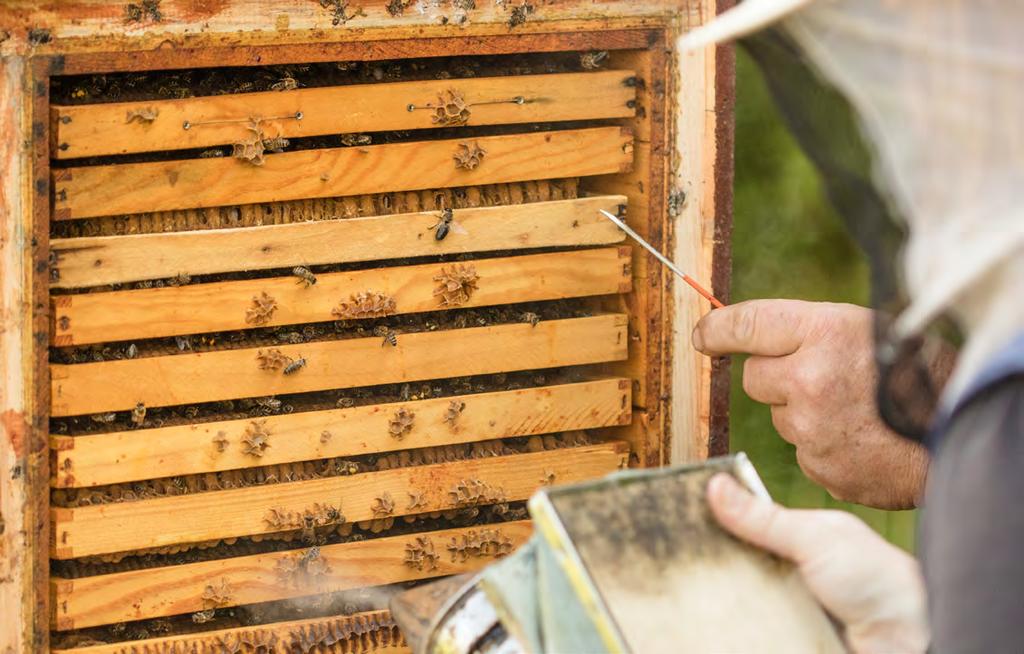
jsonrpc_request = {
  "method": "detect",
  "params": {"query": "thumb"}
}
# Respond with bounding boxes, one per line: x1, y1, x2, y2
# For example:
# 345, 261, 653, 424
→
692, 299, 812, 357
707, 473, 814, 565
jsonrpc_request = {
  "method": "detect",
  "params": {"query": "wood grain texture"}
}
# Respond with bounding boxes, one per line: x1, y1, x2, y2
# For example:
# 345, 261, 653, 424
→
51, 442, 628, 559
50, 195, 627, 289
671, 6, 721, 465
53, 127, 633, 220
52, 246, 632, 344
0, 55, 53, 653
0, 6, 696, 63
52, 70, 636, 158
53, 521, 532, 629
51, 610, 407, 653
52, 379, 632, 488
50, 314, 629, 416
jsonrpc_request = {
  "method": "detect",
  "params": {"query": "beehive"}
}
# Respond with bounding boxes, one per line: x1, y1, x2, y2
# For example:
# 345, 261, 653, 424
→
0, 3, 733, 652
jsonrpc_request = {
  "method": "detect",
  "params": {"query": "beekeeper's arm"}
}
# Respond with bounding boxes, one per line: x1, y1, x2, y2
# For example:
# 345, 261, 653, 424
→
692, 299, 945, 509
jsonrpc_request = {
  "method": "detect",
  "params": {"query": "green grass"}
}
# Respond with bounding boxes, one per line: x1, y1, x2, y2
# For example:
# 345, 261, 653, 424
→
730, 49, 916, 550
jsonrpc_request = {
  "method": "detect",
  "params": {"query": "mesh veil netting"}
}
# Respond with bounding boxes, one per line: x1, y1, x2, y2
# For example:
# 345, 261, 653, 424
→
694, 1, 1024, 439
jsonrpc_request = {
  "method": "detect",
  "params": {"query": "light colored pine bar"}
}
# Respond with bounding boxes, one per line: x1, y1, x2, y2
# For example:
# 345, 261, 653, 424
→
50, 314, 628, 416
52, 126, 633, 220
51, 70, 636, 159
52, 378, 632, 488
52, 610, 408, 652
52, 521, 531, 630
52, 246, 632, 344
51, 442, 627, 559
49, 195, 627, 289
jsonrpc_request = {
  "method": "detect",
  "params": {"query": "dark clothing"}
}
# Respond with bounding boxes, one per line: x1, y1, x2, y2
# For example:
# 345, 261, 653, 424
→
920, 334, 1024, 652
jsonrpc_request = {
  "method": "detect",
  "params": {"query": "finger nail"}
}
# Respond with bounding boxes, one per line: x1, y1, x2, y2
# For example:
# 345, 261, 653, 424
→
691, 326, 705, 352
709, 474, 749, 517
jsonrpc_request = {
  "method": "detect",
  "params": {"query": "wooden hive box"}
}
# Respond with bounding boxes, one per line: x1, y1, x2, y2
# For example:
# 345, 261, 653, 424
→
0, 2, 734, 651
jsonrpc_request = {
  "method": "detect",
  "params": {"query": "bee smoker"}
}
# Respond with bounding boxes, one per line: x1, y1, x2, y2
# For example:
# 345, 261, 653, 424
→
390, 454, 843, 654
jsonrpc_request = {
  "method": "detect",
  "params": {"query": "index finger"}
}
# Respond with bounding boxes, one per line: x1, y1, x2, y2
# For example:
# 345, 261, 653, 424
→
692, 299, 813, 357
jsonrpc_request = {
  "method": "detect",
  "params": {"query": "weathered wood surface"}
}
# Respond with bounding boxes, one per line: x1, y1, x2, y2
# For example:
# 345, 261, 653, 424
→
51, 314, 628, 416
0, 6, 700, 65
52, 378, 631, 488
51, 610, 408, 653
50, 195, 626, 289
672, 5, 727, 464
53, 70, 636, 158
52, 442, 627, 559
0, 55, 51, 654
53, 127, 633, 220
52, 246, 632, 344
53, 521, 532, 629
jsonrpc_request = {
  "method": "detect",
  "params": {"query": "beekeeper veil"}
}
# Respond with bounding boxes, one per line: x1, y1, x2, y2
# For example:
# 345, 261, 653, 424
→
681, 0, 1024, 439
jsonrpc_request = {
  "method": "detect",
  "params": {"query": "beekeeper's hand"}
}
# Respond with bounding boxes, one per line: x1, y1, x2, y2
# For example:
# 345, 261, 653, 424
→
707, 473, 929, 653
691, 299, 929, 509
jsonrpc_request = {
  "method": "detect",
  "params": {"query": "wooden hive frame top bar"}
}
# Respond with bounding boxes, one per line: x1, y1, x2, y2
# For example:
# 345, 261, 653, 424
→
52, 521, 534, 629
49, 195, 628, 289
52, 378, 632, 488
51, 313, 629, 416
51, 70, 636, 159
51, 246, 632, 344
52, 442, 628, 559
53, 126, 633, 220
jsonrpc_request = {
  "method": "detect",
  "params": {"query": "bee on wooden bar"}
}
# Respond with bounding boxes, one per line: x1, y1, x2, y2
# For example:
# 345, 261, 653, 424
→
374, 325, 398, 347
430, 208, 467, 241
283, 356, 307, 375
292, 266, 317, 287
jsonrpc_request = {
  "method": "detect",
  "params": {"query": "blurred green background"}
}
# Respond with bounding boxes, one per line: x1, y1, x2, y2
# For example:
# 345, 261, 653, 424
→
729, 49, 916, 550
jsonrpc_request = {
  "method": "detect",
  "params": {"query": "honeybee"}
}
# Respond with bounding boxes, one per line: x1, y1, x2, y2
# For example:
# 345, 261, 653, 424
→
430, 208, 467, 241
521, 312, 541, 327
191, 609, 216, 624
339, 133, 372, 147
255, 396, 282, 413
283, 357, 307, 375
374, 325, 398, 347
131, 402, 146, 427
91, 413, 117, 424
580, 51, 609, 70
292, 266, 317, 287
125, 343, 138, 359
270, 77, 298, 92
